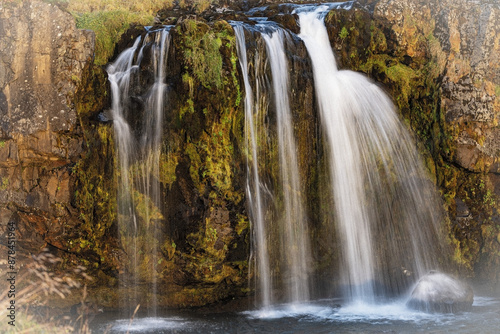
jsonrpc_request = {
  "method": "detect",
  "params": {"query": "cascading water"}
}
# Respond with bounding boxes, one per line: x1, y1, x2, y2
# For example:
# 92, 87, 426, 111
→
106, 26, 172, 314
234, 24, 272, 308
107, 36, 141, 309
296, 4, 446, 303
262, 29, 311, 304
233, 21, 312, 307
104, 1, 453, 317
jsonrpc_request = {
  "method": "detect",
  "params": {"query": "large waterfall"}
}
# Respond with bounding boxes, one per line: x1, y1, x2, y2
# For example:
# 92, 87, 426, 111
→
296, 5, 446, 302
233, 2, 448, 307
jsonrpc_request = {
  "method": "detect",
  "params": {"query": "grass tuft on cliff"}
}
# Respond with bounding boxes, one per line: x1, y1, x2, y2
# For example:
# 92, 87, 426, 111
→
72, 11, 153, 66
59, 0, 217, 66
66, 0, 173, 65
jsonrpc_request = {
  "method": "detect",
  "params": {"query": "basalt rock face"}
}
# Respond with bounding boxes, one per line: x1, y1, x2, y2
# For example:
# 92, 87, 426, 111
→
377, 0, 500, 287
0, 0, 94, 262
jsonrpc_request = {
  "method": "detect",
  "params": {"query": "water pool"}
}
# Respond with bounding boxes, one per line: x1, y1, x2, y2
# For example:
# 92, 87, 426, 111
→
92, 291, 500, 334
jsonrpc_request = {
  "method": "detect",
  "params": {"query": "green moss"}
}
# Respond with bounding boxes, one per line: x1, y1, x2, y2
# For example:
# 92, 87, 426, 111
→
369, 22, 387, 53
177, 19, 224, 89
339, 26, 349, 40
201, 120, 240, 202
185, 141, 203, 191
235, 214, 249, 236
359, 55, 420, 112
132, 190, 163, 225
175, 20, 243, 204
159, 151, 179, 187
179, 98, 195, 120
229, 51, 242, 109
0, 176, 8, 191
161, 238, 176, 260
71, 64, 116, 267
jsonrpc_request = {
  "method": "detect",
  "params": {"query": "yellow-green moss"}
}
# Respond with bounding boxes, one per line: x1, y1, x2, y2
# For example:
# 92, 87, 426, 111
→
72, 64, 116, 267
175, 20, 243, 204
0, 177, 8, 191
159, 151, 179, 187
132, 190, 164, 225
235, 214, 249, 236
177, 19, 224, 89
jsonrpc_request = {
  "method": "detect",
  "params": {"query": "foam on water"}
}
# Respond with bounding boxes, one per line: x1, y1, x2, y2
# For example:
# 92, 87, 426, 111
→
243, 302, 333, 319
243, 299, 463, 324
95, 295, 500, 333
473, 296, 499, 307
109, 317, 188, 332
333, 301, 442, 323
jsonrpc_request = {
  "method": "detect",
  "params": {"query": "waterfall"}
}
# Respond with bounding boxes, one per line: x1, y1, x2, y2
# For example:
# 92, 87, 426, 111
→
103, 2, 451, 311
233, 21, 312, 307
296, 5, 445, 303
107, 36, 141, 309
234, 24, 272, 308
262, 29, 311, 304
107, 26, 171, 314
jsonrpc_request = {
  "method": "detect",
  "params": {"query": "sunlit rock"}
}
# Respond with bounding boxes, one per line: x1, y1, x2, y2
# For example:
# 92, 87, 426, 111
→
407, 271, 473, 313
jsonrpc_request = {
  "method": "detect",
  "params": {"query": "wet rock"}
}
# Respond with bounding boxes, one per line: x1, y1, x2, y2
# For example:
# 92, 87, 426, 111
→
407, 272, 474, 313
373, 0, 500, 172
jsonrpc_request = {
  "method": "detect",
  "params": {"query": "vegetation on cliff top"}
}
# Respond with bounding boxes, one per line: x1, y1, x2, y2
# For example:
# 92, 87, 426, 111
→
42, 0, 219, 65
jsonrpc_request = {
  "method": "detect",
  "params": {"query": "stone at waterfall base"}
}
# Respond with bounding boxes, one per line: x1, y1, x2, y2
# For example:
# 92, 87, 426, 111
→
406, 272, 473, 313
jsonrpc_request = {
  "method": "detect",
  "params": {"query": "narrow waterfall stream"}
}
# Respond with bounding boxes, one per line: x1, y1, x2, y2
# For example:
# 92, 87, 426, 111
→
233, 23, 271, 308
263, 28, 311, 305
107, 26, 172, 315
233, 21, 311, 307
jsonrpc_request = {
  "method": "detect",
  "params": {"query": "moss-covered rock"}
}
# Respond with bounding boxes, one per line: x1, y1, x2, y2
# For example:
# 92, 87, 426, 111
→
86, 17, 251, 309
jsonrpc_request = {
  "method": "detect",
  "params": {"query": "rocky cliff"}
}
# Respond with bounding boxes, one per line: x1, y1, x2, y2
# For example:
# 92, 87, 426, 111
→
374, 0, 500, 285
0, 0, 498, 310
0, 0, 94, 260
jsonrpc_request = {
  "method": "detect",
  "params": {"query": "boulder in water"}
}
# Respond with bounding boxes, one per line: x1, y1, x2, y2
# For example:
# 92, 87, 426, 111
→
407, 271, 473, 313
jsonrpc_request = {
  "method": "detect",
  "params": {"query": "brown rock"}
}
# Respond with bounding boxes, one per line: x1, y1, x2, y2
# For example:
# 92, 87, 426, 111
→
0, 0, 93, 268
